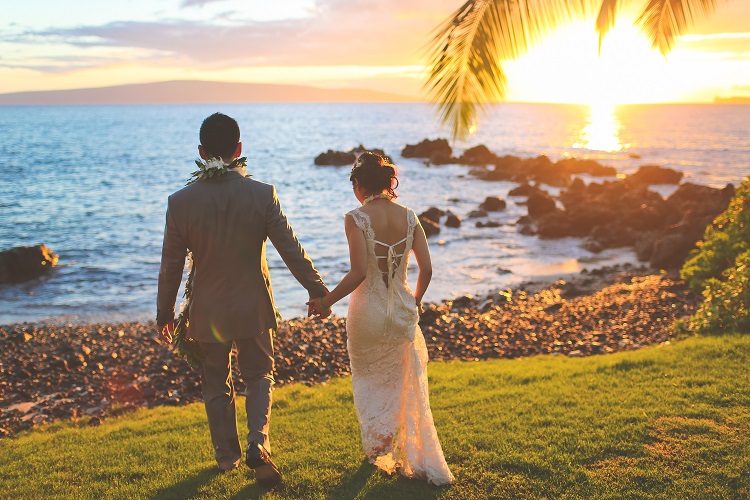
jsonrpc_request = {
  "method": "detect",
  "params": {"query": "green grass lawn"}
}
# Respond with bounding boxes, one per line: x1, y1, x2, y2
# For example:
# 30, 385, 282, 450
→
2, 333, 749, 499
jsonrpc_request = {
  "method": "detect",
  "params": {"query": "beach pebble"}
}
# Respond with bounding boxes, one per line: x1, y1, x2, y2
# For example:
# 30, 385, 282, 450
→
0, 267, 698, 439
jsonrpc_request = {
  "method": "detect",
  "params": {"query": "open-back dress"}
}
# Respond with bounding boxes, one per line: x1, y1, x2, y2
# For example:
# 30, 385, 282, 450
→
345, 206, 454, 486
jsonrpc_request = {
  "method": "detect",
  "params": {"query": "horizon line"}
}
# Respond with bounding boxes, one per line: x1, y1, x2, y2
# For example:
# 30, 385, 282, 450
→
0, 79, 746, 106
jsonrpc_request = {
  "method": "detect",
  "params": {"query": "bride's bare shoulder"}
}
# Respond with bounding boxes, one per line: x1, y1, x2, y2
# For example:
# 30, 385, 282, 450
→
393, 202, 416, 217
386, 201, 411, 214
359, 202, 409, 218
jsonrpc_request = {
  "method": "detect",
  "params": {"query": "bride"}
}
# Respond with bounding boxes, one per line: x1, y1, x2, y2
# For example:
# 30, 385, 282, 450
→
308, 152, 454, 485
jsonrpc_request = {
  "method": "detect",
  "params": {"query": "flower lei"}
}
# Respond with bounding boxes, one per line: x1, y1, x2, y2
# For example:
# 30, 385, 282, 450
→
186, 156, 249, 185
171, 156, 251, 368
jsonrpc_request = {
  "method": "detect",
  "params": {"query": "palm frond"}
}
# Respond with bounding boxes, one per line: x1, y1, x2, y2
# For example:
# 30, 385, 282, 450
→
424, 0, 590, 141
636, 0, 718, 56
595, 0, 619, 54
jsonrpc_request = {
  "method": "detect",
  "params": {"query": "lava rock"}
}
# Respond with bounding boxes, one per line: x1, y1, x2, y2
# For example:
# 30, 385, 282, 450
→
628, 165, 683, 185
456, 145, 498, 165
480, 196, 507, 211
556, 158, 617, 177
401, 138, 452, 160
508, 183, 547, 197
525, 155, 571, 187
467, 209, 489, 218
314, 145, 387, 166
419, 207, 445, 224
0, 245, 59, 284
314, 149, 356, 166
476, 221, 501, 228
476, 161, 519, 181
445, 213, 462, 228
666, 182, 734, 216
649, 211, 716, 269
536, 211, 575, 238
419, 217, 441, 237
622, 202, 675, 231
527, 192, 557, 218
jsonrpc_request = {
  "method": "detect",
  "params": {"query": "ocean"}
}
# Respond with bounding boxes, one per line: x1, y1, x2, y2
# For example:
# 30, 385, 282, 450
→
0, 102, 748, 324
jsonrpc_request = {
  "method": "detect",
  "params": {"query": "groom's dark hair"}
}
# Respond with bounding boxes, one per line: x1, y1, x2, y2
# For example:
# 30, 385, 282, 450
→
200, 113, 240, 160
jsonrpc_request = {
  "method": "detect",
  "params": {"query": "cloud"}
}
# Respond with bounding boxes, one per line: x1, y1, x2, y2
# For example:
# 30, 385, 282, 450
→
5, 0, 458, 72
678, 32, 750, 58
0, 49, 171, 73
181, 0, 226, 7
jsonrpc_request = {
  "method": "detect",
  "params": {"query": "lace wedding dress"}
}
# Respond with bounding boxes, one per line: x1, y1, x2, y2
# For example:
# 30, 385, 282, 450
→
345, 206, 454, 486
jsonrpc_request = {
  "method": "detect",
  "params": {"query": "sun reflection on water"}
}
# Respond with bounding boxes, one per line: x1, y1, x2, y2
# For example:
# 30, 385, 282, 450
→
573, 102, 624, 152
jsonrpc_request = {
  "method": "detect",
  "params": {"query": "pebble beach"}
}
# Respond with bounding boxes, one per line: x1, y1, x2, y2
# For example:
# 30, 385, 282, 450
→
0, 265, 699, 438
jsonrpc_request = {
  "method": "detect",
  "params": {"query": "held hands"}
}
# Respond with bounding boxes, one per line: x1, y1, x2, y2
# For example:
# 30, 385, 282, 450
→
158, 321, 175, 344
306, 296, 332, 319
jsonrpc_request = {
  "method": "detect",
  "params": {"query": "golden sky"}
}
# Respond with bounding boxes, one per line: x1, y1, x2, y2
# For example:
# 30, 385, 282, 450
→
1, 0, 749, 104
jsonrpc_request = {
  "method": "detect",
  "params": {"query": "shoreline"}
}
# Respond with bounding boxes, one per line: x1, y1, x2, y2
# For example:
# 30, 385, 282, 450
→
0, 264, 700, 438
0, 251, 637, 329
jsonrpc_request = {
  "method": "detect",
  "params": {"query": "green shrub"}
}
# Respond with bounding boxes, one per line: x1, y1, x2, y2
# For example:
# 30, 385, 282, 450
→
689, 250, 750, 333
681, 176, 750, 292
681, 176, 750, 333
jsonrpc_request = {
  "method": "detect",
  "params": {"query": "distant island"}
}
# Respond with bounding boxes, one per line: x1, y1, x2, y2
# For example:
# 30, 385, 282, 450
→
0, 80, 420, 106
713, 96, 750, 104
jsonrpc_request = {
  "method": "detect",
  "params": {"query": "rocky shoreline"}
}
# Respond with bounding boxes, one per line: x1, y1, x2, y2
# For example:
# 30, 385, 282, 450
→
316, 139, 735, 271
0, 264, 699, 438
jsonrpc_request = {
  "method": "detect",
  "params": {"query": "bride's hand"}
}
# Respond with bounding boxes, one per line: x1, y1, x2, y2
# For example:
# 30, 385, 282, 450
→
415, 299, 424, 315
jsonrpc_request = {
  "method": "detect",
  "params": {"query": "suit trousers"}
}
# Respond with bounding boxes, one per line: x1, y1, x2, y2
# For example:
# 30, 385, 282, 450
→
199, 331, 275, 464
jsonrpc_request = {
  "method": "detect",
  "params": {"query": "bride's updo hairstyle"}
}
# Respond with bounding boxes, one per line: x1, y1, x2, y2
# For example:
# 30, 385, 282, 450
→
349, 151, 399, 199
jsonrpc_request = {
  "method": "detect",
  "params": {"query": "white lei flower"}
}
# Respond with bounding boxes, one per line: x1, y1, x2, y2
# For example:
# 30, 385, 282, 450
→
187, 156, 249, 185
205, 157, 226, 170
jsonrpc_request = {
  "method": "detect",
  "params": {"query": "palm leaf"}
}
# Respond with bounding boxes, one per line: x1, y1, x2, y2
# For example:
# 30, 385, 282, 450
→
424, 0, 589, 141
636, 0, 718, 55
596, 0, 619, 53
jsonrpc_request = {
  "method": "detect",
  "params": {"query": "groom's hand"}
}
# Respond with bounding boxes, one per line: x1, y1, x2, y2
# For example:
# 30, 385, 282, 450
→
306, 299, 321, 318
306, 301, 317, 318
306, 297, 331, 319
158, 321, 174, 344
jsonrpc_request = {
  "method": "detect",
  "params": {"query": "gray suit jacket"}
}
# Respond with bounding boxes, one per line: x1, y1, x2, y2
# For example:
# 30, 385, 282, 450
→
157, 171, 327, 342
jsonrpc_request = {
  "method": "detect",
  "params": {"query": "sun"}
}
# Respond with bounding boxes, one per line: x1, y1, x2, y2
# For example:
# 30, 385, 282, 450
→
505, 17, 675, 105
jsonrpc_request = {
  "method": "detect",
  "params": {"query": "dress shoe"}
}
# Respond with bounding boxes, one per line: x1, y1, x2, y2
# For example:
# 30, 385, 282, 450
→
245, 442, 282, 488
217, 458, 241, 471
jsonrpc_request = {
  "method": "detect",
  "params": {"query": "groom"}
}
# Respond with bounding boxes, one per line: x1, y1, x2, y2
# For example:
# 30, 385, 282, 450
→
157, 112, 329, 487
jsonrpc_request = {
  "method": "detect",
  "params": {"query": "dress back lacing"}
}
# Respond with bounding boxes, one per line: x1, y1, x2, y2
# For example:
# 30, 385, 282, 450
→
373, 236, 408, 331
346, 207, 416, 335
